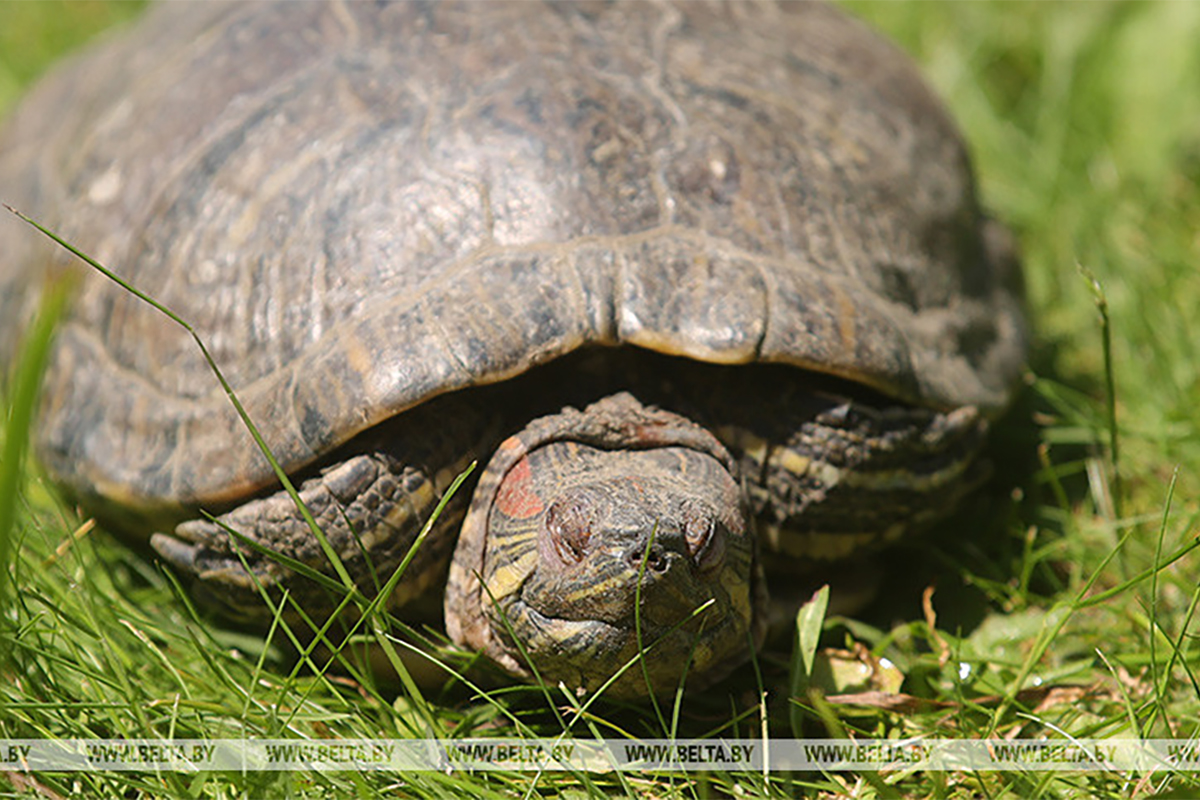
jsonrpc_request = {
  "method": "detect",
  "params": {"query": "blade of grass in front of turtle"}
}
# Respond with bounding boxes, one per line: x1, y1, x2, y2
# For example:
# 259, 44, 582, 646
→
0, 273, 70, 657
632, 522, 669, 728
631, 523, 715, 739
1145, 466, 1176, 732
665, 616, 706, 738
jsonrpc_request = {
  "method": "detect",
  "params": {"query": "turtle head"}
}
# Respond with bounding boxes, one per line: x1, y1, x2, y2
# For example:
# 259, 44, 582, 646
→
446, 392, 763, 698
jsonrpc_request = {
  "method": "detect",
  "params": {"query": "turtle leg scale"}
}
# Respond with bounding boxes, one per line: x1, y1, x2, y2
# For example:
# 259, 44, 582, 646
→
152, 451, 463, 624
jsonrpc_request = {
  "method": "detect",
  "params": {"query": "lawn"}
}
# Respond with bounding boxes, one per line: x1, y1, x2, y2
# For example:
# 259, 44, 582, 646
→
1, 2, 1199, 798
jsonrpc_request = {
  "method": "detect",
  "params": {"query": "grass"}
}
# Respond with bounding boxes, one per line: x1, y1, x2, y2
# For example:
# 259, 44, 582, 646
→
2, 1, 1200, 797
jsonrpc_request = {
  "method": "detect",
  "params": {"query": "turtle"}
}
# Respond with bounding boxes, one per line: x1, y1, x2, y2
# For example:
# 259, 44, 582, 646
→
0, 1, 1025, 698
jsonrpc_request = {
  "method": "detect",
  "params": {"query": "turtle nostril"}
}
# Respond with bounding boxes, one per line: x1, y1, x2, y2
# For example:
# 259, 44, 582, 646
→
628, 542, 669, 573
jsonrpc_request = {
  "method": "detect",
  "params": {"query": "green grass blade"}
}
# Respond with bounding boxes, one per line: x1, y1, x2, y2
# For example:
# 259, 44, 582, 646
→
789, 584, 829, 737
0, 274, 69, 646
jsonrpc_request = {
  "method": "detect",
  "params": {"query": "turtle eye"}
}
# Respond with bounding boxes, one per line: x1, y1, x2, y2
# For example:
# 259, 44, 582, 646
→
683, 511, 725, 574
545, 496, 593, 564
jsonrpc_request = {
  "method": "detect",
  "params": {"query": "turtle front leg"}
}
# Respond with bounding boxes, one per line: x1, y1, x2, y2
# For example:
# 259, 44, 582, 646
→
151, 450, 468, 627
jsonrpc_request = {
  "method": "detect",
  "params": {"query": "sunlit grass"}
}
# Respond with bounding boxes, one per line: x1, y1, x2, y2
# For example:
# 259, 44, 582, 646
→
3, 1, 1200, 797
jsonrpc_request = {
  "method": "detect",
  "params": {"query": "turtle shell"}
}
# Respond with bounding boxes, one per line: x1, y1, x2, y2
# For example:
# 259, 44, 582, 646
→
0, 1, 1025, 522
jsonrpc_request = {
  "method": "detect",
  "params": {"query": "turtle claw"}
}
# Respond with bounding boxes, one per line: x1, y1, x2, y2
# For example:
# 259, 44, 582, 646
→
151, 528, 281, 625
150, 531, 200, 572
150, 530, 264, 590
173, 516, 225, 543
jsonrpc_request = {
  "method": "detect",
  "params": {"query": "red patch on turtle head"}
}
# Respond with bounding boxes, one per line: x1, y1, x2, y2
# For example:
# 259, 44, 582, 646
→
494, 456, 545, 520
